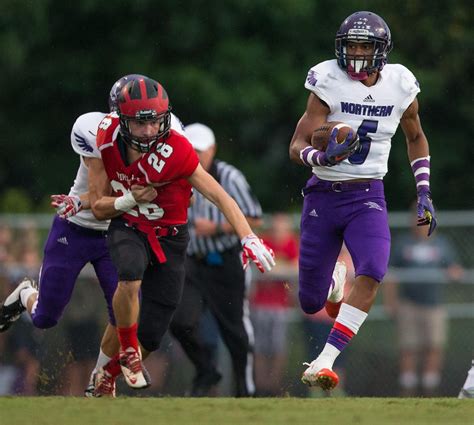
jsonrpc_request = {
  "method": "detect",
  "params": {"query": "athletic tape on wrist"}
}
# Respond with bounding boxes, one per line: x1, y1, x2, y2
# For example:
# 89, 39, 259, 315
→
300, 146, 327, 167
114, 192, 137, 212
411, 156, 431, 191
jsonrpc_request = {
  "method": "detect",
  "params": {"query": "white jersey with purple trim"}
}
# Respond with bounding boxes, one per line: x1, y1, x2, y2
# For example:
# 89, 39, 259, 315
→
305, 59, 420, 180
67, 111, 186, 230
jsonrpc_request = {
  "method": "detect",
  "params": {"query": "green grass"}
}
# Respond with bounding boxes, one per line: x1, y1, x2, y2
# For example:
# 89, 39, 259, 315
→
1, 397, 473, 425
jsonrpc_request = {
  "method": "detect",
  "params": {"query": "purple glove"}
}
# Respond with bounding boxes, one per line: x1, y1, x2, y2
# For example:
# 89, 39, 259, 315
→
325, 128, 360, 166
416, 187, 437, 236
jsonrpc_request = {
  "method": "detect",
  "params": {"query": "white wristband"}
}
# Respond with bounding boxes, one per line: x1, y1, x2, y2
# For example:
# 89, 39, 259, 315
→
114, 192, 137, 212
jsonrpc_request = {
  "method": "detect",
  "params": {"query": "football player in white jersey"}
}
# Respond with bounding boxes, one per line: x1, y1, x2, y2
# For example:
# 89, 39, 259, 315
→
0, 74, 186, 395
289, 11, 437, 390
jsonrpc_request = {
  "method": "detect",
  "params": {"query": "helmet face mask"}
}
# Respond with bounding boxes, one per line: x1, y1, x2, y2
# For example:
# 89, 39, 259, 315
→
117, 77, 172, 153
335, 11, 393, 81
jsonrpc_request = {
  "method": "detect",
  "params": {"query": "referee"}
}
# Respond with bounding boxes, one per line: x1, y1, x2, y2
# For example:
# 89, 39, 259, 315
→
170, 123, 263, 397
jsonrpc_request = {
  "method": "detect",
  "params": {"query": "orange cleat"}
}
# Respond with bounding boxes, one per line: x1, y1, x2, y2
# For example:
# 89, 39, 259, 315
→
314, 368, 339, 390
302, 361, 339, 390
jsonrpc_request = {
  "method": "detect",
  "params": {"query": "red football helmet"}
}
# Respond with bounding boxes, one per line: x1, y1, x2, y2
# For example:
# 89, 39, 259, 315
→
117, 77, 171, 153
108, 74, 147, 112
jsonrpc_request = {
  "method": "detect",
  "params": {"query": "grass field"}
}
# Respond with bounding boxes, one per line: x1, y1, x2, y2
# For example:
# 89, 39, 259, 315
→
1, 397, 473, 425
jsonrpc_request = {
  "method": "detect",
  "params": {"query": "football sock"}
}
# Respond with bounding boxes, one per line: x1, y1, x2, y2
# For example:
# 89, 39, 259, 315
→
117, 323, 139, 351
335, 303, 368, 334
20, 287, 38, 311
104, 354, 122, 378
93, 349, 112, 373
326, 322, 354, 354
323, 303, 368, 366
313, 343, 341, 370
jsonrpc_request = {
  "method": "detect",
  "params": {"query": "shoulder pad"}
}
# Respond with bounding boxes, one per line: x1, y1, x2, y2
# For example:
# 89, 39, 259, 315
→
170, 113, 186, 136
383, 64, 420, 111
384, 64, 420, 95
304, 60, 342, 110
96, 114, 120, 151
70, 112, 107, 158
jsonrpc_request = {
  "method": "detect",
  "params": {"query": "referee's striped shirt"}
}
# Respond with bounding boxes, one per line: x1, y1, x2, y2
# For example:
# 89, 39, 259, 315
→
187, 159, 262, 256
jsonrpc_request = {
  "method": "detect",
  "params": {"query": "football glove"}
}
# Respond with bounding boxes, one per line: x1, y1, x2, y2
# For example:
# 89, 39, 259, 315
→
51, 194, 82, 219
325, 128, 360, 166
416, 187, 437, 236
241, 234, 275, 273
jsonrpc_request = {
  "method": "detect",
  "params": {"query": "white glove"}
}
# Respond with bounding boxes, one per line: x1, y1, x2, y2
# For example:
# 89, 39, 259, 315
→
241, 233, 276, 273
51, 194, 82, 219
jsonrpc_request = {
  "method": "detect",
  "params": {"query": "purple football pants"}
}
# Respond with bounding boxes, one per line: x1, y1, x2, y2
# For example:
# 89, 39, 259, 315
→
32, 216, 117, 328
298, 176, 390, 314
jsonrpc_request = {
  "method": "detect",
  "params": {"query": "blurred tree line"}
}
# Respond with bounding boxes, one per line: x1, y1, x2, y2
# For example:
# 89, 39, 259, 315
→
1, 0, 473, 213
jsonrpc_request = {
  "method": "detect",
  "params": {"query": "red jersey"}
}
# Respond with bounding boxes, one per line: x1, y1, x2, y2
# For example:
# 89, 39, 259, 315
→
97, 114, 199, 261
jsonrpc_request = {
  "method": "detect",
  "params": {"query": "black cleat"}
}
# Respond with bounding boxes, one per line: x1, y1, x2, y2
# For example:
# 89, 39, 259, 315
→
0, 278, 37, 333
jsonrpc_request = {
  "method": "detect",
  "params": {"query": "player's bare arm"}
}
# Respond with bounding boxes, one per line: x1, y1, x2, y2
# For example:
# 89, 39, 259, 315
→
400, 97, 436, 233
400, 98, 430, 162
88, 157, 118, 220
289, 93, 330, 164
188, 164, 275, 272
188, 164, 253, 239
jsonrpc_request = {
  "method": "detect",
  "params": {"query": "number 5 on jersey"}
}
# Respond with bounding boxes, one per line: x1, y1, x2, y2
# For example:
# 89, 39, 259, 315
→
349, 119, 378, 165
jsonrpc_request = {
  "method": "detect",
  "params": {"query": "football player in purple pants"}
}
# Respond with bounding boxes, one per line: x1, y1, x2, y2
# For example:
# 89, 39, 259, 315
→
289, 11, 437, 390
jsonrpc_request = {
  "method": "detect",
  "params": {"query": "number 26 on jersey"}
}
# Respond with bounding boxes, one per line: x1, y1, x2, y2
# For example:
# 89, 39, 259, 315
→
148, 143, 174, 173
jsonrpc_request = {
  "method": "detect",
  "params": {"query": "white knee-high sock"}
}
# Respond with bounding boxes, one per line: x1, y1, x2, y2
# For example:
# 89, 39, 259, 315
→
317, 303, 368, 369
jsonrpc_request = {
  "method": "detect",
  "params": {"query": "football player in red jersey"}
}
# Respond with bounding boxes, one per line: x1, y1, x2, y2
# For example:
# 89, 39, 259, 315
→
87, 76, 275, 393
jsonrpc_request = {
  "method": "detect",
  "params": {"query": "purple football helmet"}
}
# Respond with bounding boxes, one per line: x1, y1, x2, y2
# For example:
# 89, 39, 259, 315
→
108, 74, 148, 112
335, 11, 393, 81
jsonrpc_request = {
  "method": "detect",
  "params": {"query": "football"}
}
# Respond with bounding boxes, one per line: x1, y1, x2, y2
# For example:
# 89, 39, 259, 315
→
311, 121, 356, 151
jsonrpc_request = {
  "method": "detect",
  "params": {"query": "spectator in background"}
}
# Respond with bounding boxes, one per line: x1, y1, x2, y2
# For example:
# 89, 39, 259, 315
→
250, 213, 298, 396
384, 206, 463, 397
0, 225, 14, 268
302, 245, 353, 397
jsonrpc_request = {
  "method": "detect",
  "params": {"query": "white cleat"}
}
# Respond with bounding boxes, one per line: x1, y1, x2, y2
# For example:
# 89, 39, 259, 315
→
327, 261, 347, 304
0, 278, 37, 332
119, 347, 149, 389
302, 358, 339, 390
458, 387, 474, 399
92, 368, 116, 397
84, 370, 97, 397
